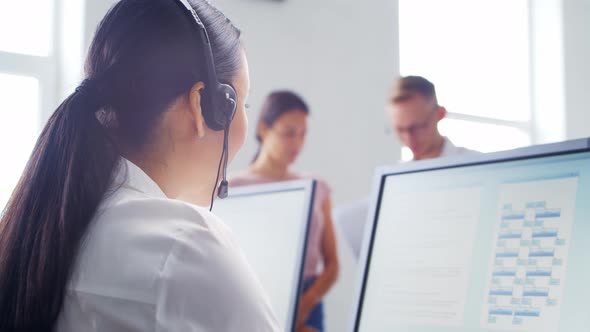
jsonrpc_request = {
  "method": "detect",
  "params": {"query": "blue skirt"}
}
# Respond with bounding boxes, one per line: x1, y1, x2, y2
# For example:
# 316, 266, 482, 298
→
301, 277, 324, 331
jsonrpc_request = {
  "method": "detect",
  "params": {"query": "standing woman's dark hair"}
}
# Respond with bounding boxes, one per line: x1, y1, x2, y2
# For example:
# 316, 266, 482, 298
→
252, 90, 309, 163
233, 89, 339, 332
0, 0, 242, 330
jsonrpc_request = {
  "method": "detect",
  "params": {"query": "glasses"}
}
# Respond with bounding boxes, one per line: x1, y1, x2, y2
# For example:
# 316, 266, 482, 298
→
395, 109, 438, 136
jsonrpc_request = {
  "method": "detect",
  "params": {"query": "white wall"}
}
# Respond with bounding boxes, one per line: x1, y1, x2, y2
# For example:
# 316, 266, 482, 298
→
55, 0, 86, 104
213, 0, 400, 206
530, 0, 566, 144
83, 1, 116, 52
562, 0, 590, 140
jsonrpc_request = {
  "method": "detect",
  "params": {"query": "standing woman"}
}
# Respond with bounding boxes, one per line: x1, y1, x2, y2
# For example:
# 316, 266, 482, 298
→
231, 91, 339, 332
0, 0, 281, 331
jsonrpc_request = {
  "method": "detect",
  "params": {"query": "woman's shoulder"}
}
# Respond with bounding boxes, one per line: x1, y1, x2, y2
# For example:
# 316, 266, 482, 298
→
97, 191, 231, 247
69, 194, 223, 295
80, 189, 235, 284
68, 191, 281, 331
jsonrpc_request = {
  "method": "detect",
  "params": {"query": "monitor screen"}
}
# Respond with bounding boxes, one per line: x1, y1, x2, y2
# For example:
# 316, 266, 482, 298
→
354, 141, 590, 332
213, 180, 315, 331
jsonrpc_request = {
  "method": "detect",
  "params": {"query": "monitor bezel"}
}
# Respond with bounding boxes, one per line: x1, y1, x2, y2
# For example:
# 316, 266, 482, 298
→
223, 179, 317, 332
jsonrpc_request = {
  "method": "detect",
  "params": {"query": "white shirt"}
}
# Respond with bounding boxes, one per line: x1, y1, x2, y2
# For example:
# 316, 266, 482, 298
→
56, 159, 281, 332
439, 136, 479, 159
334, 137, 479, 259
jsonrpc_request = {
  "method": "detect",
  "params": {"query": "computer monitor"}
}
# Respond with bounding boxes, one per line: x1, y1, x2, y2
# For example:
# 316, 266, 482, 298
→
213, 180, 315, 332
351, 138, 590, 332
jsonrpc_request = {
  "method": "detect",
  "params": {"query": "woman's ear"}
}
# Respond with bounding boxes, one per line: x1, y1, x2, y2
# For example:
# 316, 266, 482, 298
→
436, 105, 447, 121
257, 121, 270, 141
189, 82, 206, 138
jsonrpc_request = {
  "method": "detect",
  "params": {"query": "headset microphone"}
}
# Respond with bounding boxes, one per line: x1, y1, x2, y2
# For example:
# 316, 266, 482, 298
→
173, 0, 237, 209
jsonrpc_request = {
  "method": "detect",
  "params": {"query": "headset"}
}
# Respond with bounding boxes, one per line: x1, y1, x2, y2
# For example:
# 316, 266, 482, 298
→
172, 0, 237, 206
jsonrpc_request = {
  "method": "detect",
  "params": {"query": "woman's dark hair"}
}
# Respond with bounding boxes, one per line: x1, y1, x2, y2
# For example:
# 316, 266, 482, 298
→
0, 0, 241, 330
252, 90, 309, 163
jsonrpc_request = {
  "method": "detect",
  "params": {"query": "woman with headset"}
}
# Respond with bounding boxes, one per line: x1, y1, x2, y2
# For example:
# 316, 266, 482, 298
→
231, 91, 339, 332
0, 0, 280, 331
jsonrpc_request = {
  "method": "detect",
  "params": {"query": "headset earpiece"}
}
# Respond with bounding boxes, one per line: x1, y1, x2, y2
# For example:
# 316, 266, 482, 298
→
173, 0, 237, 205
219, 83, 237, 127
200, 83, 237, 131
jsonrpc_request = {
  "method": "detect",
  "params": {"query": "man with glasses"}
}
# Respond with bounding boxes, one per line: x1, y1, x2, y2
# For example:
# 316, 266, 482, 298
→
334, 76, 478, 260
388, 75, 476, 160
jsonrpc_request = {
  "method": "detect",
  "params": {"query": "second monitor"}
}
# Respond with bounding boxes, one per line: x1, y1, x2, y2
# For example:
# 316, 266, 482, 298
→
213, 180, 316, 332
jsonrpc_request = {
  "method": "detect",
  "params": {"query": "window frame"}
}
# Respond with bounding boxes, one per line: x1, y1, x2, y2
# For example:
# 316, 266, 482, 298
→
0, 0, 60, 209
397, 0, 536, 158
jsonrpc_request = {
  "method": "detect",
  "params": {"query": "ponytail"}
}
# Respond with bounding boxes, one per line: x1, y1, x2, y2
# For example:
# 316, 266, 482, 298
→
0, 0, 244, 329
0, 83, 118, 330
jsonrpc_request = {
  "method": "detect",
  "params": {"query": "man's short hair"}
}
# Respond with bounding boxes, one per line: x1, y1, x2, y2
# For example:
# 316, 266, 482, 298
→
391, 75, 438, 105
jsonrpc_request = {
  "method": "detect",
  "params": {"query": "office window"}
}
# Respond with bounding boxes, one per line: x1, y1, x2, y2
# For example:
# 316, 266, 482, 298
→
399, 0, 532, 160
0, 2, 56, 210
0, 74, 40, 208
0, 2, 55, 56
